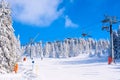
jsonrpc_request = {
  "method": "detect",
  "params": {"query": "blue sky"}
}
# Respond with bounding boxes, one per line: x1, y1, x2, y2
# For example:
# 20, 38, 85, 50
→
7, 0, 120, 45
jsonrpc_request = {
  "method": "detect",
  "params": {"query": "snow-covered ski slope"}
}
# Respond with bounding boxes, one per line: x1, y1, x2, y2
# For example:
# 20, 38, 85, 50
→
0, 54, 120, 80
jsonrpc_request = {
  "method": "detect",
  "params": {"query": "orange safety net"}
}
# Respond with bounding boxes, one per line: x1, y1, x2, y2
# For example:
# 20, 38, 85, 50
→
13, 63, 18, 73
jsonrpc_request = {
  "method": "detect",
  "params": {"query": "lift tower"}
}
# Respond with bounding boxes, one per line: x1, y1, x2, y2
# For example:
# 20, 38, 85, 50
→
102, 15, 118, 63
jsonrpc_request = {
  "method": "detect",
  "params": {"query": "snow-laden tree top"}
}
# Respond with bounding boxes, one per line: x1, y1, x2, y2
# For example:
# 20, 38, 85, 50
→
0, 0, 21, 73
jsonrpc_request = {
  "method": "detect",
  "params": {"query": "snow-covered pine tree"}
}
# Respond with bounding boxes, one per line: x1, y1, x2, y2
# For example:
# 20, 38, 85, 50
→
62, 39, 69, 58
43, 42, 51, 57
116, 27, 120, 59
73, 39, 79, 56
113, 31, 118, 59
0, 0, 21, 73
113, 26, 120, 59
54, 41, 61, 58
51, 43, 56, 58
78, 38, 84, 54
37, 41, 43, 59
22, 38, 110, 58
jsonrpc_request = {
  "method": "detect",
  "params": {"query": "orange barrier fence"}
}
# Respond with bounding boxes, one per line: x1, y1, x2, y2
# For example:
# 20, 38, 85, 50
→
13, 63, 18, 73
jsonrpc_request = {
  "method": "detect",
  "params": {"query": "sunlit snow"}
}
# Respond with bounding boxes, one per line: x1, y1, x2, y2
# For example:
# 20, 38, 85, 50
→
0, 54, 120, 80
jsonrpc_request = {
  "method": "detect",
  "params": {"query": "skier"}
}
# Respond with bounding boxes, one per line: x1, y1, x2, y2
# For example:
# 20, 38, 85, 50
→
23, 57, 27, 61
31, 58, 35, 70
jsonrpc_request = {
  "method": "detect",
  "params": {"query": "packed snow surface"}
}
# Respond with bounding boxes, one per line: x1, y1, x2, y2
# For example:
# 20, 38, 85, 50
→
0, 54, 120, 80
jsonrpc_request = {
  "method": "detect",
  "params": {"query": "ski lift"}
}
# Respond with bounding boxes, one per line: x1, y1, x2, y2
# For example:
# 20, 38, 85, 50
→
102, 22, 109, 32
102, 26, 109, 31
25, 33, 39, 59
81, 32, 92, 37
102, 15, 110, 23
81, 33, 87, 37
101, 21, 110, 32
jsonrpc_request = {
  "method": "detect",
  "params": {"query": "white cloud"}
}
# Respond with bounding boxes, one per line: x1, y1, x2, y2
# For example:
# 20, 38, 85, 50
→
7, 0, 64, 26
65, 16, 78, 28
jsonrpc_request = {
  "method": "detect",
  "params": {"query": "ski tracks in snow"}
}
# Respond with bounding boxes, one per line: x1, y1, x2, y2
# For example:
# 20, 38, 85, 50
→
18, 62, 41, 80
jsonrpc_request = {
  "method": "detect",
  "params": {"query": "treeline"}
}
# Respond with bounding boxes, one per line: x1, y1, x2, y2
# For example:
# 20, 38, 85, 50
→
22, 38, 109, 58
113, 26, 120, 59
